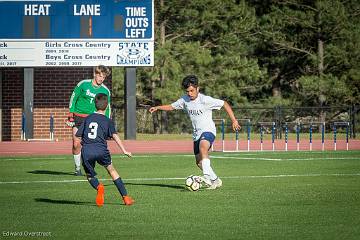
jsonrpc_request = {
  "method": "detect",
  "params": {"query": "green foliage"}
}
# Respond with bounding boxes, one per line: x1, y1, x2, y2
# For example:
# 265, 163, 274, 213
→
111, 0, 360, 132
253, 0, 360, 106
297, 74, 350, 105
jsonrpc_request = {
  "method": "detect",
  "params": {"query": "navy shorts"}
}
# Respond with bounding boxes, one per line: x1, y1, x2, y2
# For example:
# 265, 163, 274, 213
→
74, 115, 86, 128
81, 146, 112, 177
193, 132, 215, 155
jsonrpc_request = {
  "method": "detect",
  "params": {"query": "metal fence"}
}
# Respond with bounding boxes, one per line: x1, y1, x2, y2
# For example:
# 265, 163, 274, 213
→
112, 105, 359, 139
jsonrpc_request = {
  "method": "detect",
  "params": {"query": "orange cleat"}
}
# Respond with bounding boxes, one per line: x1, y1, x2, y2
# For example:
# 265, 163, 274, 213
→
122, 195, 135, 206
96, 184, 104, 207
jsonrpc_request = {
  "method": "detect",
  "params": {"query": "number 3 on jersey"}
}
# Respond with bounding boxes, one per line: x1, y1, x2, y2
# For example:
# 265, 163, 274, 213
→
88, 122, 98, 139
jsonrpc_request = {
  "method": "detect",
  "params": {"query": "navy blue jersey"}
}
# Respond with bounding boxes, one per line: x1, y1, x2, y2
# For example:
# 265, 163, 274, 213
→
76, 112, 116, 149
76, 113, 116, 176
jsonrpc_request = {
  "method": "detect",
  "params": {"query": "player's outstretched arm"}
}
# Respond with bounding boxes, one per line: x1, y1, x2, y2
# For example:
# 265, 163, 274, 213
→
112, 134, 132, 157
149, 105, 174, 113
223, 101, 241, 131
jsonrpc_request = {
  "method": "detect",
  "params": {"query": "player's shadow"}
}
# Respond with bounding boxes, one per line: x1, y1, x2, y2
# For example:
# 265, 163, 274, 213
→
34, 198, 122, 206
27, 170, 74, 176
34, 198, 94, 206
126, 182, 184, 190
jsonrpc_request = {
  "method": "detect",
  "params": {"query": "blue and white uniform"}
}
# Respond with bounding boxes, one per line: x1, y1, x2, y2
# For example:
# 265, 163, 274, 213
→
171, 93, 224, 155
171, 93, 224, 140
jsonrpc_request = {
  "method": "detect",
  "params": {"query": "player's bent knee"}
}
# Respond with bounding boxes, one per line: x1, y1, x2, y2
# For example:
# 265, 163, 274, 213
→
199, 152, 209, 160
199, 141, 210, 154
72, 140, 82, 152
73, 138, 81, 146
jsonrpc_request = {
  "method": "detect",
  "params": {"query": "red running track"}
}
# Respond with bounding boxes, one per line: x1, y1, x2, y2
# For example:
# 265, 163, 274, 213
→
0, 139, 359, 156
0, 140, 192, 156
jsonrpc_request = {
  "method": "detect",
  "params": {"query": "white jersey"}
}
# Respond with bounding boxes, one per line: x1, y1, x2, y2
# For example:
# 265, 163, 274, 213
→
171, 93, 224, 141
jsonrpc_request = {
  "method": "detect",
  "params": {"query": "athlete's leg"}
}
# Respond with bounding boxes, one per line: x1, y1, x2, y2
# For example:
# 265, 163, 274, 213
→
72, 127, 82, 175
105, 164, 134, 205
81, 152, 103, 206
195, 140, 209, 168
105, 163, 120, 180
86, 175, 100, 189
197, 140, 218, 181
82, 152, 99, 189
85, 174, 104, 206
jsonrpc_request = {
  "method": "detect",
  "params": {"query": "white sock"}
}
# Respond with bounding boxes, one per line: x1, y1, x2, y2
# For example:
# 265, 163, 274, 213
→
74, 153, 81, 171
201, 158, 218, 181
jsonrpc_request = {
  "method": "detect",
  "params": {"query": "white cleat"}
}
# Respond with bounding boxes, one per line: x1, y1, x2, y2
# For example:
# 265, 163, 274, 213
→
206, 178, 222, 190
199, 175, 212, 187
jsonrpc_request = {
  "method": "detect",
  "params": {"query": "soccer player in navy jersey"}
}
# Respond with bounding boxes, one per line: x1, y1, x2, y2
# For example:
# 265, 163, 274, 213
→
75, 93, 134, 206
67, 65, 111, 176
149, 75, 241, 189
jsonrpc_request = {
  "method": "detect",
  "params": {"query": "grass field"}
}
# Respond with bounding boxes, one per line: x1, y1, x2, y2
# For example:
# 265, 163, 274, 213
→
1, 151, 360, 239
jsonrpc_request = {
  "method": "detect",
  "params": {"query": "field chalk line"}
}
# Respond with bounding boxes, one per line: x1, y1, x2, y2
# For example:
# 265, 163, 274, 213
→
1, 173, 360, 185
0, 154, 359, 161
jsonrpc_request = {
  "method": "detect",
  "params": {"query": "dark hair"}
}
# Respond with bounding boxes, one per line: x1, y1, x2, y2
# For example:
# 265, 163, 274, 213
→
95, 93, 108, 111
95, 65, 111, 77
182, 75, 198, 89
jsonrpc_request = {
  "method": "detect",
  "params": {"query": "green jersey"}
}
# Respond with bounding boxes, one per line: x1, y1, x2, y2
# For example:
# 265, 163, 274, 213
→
69, 79, 111, 118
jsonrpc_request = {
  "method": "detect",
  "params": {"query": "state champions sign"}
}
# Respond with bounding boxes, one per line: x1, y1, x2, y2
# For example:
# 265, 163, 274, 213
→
0, 0, 154, 67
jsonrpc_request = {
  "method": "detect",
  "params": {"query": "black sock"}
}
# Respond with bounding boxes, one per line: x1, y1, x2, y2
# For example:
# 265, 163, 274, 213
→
113, 178, 128, 197
88, 177, 100, 190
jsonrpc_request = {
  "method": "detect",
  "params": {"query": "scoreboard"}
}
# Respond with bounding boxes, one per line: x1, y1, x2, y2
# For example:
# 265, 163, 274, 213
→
0, 0, 154, 67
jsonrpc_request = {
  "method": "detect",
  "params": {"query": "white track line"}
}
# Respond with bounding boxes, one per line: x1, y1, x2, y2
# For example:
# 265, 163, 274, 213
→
0, 173, 359, 185
210, 156, 360, 161
0, 155, 195, 161
1, 155, 359, 161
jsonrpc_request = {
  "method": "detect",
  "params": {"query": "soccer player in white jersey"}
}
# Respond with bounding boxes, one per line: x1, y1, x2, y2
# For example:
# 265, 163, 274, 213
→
149, 75, 241, 189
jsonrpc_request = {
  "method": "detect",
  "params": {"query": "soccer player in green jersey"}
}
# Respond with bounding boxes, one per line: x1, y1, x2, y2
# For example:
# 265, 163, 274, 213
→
66, 65, 111, 176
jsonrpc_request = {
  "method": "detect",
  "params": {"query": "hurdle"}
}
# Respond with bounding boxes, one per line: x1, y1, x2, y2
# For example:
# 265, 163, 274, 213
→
213, 119, 350, 152
332, 121, 350, 151
296, 123, 300, 151
21, 112, 26, 140
23, 114, 55, 141
283, 122, 301, 151
284, 123, 289, 151
220, 118, 225, 151
212, 119, 225, 152
50, 113, 54, 140
246, 119, 251, 151
229, 119, 251, 152
309, 122, 325, 151
296, 122, 325, 151
239, 119, 251, 151
259, 122, 275, 151
212, 118, 251, 152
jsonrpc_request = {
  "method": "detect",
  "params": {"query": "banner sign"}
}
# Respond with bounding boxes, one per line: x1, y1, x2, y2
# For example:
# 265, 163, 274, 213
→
0, 0, 154, 67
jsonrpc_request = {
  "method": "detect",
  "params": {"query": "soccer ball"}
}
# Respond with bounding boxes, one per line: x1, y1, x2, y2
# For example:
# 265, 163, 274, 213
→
185, 175, 201, 191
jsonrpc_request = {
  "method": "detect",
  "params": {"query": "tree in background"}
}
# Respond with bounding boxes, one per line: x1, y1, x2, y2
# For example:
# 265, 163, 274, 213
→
112, 0, 360, 133
113, 0, 265, 133
253, 0, 360, 112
